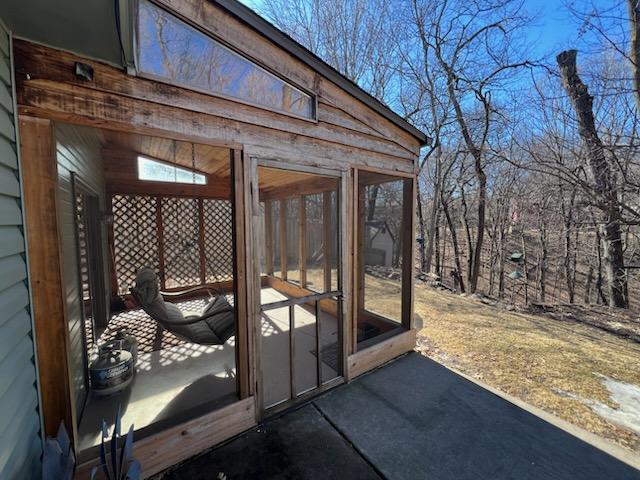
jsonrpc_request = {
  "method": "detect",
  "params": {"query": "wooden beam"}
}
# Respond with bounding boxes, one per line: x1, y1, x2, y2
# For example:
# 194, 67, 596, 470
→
265, 275, 338, 317
75, 397, 256, 479
356, 177, 366, 319
198, 198, 206, 284
245, 155, 261, 411
106, 195, 119, 296
259, 176, 339, 201
19, 116, 77, 439
156, 197, 166, 290
323, 191, 332, 292
231, 149, 250, 399
347, 329, 416, 379
264, 200, 273, 275
298, 196, 307, 287
401, 177, 416, 330
350, 169, 359, 357
279, 200, 287, 281
14, 41, 418, 174
13, 39, 419, 162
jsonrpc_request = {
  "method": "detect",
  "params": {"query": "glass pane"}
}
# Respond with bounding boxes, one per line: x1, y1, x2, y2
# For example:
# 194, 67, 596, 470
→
357, 174, 410, 349
138, 155, 175, 182
318, 304, 341, 383
304, 192, 338, 293
293, 303, 319, 396
285, 198, 300, 284
304, 193, 324, 292
261, 306, 291, 407
138, 155, 207, 185
138, 0, 314, 119
271, 201, 282, 278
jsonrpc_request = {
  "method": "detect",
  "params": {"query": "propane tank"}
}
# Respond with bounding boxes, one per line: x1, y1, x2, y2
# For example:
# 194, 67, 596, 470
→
89, 340, 134, 396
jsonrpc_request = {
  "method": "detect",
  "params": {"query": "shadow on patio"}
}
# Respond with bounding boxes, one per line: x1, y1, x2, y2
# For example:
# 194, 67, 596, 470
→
160, 353, 640, 479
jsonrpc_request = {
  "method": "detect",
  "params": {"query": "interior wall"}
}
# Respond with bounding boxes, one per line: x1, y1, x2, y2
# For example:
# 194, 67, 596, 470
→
55, 122, 109, 417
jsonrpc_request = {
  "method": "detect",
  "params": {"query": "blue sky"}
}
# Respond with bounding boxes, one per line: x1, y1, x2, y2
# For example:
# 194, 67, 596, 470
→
240, 0, 613, 61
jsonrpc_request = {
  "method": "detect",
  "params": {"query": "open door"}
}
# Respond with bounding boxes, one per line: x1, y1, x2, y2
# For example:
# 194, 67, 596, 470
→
255, 164, 344, 412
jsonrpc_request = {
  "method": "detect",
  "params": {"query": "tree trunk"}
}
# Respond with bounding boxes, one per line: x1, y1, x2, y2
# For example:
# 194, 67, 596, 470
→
442, 200, 466, 293
521, 231, 529, 306
498, 225, 506, 299
627, 0, 640, 112
459, 183, 474, 286
416, 181, 427, 271
434, 209, 441, 277
424, 151, 442, 272
557, 50, 628, 307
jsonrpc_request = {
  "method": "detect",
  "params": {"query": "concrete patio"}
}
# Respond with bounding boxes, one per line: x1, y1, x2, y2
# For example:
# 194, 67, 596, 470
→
161, 353, 640, 479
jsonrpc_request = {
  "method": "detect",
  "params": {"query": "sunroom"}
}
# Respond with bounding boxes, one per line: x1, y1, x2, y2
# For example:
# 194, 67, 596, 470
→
0, 0, 427, 477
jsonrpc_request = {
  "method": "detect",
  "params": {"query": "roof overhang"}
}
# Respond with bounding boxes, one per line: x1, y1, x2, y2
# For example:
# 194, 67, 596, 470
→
0, 0, 429, 147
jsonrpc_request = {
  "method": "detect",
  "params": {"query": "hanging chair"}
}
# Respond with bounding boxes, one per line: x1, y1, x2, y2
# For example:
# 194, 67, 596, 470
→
130, 267, 235, 345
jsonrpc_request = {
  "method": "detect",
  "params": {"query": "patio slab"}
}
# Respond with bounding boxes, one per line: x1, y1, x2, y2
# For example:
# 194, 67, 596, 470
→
162, 352, 640, 479
315, 352, 640, 480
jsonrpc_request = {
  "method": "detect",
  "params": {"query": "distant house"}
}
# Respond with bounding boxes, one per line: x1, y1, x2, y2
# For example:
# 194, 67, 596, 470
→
0, 0, 427, 477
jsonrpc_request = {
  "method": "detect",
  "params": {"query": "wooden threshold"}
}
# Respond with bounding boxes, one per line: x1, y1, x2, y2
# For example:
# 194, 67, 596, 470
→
75, 396, 256, 479
347, 329, 417, 380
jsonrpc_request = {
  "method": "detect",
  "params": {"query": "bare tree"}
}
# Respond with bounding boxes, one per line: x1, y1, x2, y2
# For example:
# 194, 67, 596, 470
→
557, 50, 628, 307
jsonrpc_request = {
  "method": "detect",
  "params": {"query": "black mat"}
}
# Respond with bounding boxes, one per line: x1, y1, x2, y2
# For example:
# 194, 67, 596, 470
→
314, 352, 640, 480
162, 404, 380, 480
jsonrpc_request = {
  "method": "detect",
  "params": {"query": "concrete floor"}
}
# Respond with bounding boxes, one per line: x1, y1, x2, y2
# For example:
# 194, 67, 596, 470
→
163, 352, 640, 480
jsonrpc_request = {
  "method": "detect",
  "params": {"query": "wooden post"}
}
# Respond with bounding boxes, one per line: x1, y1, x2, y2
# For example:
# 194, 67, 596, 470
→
401, 177, 416, 330
356, 178, 366, 317
298, 195, 307, 287
106, 194, 119, 295
264, 200, 274, 275
19, 116, 77, 439
198, 198, 206, 284
323, 191, 332, 292
279, 200, 287, 281
231, 149, 250, 399
156, 197, 166, 289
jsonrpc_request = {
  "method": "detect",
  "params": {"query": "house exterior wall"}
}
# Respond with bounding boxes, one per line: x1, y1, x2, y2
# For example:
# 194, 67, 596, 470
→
0, 23, 42, 480
55, 123, 109, 421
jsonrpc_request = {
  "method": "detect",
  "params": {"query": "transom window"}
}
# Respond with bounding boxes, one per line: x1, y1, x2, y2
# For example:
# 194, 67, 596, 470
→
137, 155, 207, 184
136, 0, 315, 119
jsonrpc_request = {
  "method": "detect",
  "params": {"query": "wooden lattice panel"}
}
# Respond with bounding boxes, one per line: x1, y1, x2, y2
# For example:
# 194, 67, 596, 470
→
161, 197, 201, 288
203, 199, 234, 282
112, 194, 160, 294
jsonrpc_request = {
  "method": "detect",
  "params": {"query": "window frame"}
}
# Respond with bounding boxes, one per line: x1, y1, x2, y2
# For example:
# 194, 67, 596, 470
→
133, 0, 318, 122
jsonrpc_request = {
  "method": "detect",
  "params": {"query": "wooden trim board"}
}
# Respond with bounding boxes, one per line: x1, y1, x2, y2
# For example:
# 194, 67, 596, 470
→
347, 329, 416, 379
19, 116, 78, 440
75, 397, 256, 479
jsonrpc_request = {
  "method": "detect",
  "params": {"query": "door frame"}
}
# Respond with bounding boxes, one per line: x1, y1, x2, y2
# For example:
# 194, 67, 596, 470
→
248, 156, 350, 418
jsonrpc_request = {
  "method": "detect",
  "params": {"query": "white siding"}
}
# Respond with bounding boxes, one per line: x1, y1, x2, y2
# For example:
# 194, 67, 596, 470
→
0, 22, 42, 480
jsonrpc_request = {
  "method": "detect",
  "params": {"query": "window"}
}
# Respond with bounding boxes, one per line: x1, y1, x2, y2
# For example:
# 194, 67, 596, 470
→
137, 0, 315, 119
356, 172, 413, 349
137, 155, 206, 184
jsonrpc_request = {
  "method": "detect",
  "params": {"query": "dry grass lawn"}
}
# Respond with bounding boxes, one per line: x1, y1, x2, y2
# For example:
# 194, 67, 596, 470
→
364, 273, 640, 453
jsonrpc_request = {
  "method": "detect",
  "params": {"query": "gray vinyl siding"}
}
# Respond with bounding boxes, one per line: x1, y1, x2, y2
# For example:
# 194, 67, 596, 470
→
55, 123, 108, 415
0, 22, 42, 480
